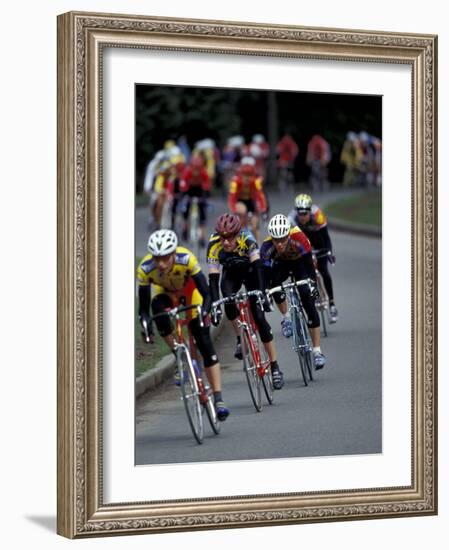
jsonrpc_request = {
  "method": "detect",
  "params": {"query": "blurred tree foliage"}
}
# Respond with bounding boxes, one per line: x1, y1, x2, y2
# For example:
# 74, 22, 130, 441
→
136, 85, 381, 191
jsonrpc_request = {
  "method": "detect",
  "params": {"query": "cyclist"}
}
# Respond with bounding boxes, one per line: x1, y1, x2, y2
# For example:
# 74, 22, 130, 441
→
276, 132, 299, 187
288, 194, 338, 323
180, 155, 211, 247
137, 229, 230, 421
306, 134, 331, 191
228, 160, 268, 243
261, 214, 326, 370
152, 146, 186, 229
246, 134, 270, 179
207, 213, 284, 390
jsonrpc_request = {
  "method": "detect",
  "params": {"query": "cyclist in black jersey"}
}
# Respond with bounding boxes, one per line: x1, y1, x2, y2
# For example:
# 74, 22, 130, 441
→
207, 214, 284, 390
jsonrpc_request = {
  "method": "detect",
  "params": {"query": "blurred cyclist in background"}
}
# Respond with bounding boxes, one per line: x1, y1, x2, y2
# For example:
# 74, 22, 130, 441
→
228, 158, 269, 243
306, 134, 331, 191
180, 155, 211, 247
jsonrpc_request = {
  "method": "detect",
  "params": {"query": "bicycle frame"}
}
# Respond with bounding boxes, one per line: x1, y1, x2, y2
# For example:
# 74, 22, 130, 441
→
267, 278, 314, 385
149, 303, 219, 442
212, 289, 273, 411
213, 290, 269, 377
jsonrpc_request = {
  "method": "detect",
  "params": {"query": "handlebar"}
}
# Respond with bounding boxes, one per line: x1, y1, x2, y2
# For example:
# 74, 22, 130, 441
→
312, 248, 332, 259
266, 278, 314, 297
212, 289, 265, 308
149, 303, 204, 327
211, 289, 266, 321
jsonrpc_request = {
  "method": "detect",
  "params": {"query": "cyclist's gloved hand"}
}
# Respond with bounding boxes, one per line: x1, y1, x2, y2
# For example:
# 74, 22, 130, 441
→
211, 306, 222, 327
139, 314, 154, 344
262, 295, 273, 313
329, 254, 336, 264
261, 210, 269, 222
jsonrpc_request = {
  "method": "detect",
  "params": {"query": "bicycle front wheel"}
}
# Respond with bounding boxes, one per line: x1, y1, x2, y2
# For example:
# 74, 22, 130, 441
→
179, 350, 204, 444
242, 329, 262, 412
258, 334, 274, 405
204, 390, 221, 435
291, 308, 309, 387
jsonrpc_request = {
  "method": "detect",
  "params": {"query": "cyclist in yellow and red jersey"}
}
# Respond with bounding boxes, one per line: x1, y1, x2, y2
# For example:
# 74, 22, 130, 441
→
288, 194, 338, 323
261, 214, 326, 370
180, 155, 211, 247
137, 229, 229, 420
228, 161, 268, 243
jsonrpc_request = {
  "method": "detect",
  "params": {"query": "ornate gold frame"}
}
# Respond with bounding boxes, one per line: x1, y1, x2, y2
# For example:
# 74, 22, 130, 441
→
57, 11, 437, 538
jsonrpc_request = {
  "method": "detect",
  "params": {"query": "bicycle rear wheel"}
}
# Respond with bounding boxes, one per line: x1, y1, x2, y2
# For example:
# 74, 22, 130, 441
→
291, 309, 309, 387
179, 350, 204, 444
242, 328, 262, 412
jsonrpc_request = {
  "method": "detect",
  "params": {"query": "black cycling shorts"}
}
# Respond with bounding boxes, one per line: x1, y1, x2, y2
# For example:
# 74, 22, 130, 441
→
151, 294, 219, 367
220, 265, 273, 343
270, 260, 320, 329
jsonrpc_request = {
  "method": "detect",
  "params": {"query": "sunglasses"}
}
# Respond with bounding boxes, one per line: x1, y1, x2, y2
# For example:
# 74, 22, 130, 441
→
297, 210, 310, 215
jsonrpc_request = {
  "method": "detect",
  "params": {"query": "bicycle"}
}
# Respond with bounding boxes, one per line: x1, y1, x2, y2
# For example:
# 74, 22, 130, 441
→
148, 303, 220, 444
277, 163, 295, 192
180, 195, 202, 258
212, 289, 273, 412
312, 249, 333, 337
267, 278, 314, 386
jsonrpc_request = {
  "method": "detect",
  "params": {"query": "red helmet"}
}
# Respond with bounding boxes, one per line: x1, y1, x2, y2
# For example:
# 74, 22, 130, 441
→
215, 213, 241, 237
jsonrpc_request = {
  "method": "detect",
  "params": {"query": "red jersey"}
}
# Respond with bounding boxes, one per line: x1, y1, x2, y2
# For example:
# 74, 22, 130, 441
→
180, 166, 211, 192
277, 135, 299, 165
228, 175, 268, 213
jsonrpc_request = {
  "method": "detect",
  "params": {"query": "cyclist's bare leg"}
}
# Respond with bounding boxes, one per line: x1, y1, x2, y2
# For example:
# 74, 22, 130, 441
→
153, 192, 165, 226
162, 333, 176, 350
231, 318, 240, 336
251, 214, 260, 242
276, 300, 288, 315
309, 326, 320, 348
263, 340, 277, 363
204, 362, 222, 392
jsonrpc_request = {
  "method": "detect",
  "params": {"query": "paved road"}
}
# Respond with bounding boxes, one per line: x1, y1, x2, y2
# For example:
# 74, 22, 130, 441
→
135, 226, 382, 465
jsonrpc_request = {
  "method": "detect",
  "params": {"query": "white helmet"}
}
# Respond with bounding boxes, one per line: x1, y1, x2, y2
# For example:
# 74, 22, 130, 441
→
147, 229, 178, 256
268, 214, 291, 239
252, 134, 265, 144
241, 155, 256, 166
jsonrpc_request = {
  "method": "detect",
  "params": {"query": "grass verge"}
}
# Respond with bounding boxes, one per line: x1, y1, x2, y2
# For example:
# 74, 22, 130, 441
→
325, 189, 381, 228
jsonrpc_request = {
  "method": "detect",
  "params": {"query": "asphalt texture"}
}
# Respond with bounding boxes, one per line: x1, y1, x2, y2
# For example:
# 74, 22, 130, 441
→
135, 187, 382, 465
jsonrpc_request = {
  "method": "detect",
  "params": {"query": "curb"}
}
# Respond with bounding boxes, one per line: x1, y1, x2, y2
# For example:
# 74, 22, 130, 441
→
136, 320, 226, 399
328, 217, 381, 238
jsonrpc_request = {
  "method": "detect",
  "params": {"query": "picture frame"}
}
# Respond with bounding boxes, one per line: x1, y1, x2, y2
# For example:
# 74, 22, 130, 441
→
57, 11, 437, 538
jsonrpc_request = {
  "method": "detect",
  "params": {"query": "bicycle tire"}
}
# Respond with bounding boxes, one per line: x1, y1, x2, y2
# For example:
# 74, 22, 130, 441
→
179, 349, 204, 444
291, 307, 309, 387
242, 328, 262, 412
258, 334, 274, 404
204, 390, 221, 435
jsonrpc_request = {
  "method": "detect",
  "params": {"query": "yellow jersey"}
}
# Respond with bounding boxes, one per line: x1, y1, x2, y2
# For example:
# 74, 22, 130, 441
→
137, 246, 201, 293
